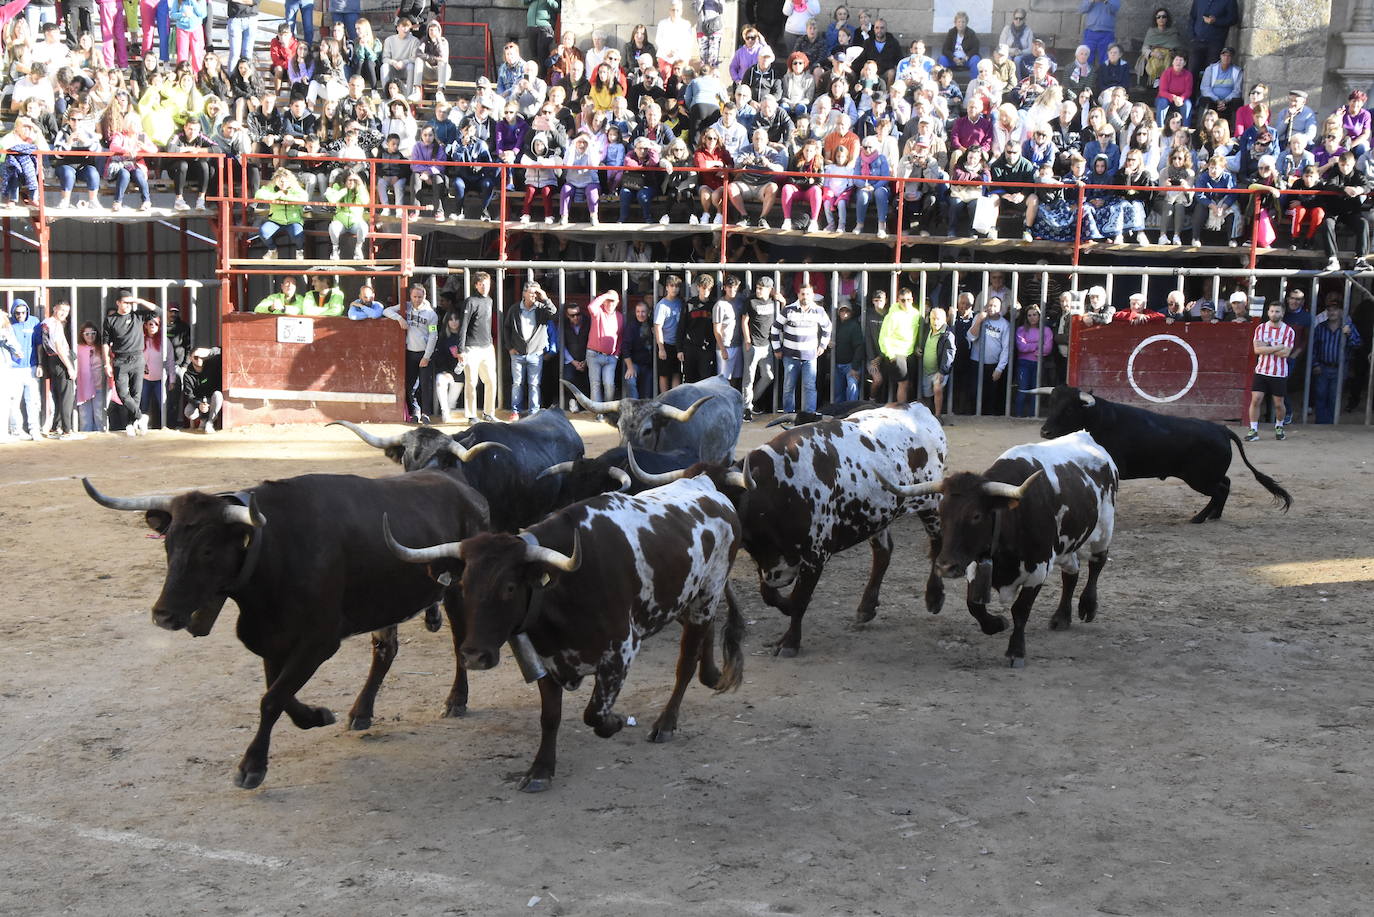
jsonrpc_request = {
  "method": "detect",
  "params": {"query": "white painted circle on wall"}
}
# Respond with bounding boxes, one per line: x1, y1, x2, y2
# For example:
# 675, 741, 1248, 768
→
1126, 334, 1199, 403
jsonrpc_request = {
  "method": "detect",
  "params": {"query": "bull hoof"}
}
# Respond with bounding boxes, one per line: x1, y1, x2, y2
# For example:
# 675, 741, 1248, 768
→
1007, 657, 1026, 669
855, 604, 878, 624
772, 644, 799, 658
347, 715, 372, 731
518, 773, 552, 793
981, 616, 1008, 636
314, 708, 336, 728
443, 703, 468, 718
648, 727, 674, 743
1079, 602, 1098, 623
234, 766, 266, 790
1048, 613, 1070, 631
926, 593, 944, 615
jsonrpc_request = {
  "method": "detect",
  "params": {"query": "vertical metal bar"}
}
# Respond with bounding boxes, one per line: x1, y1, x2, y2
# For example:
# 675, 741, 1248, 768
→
557, 265, 568, 407
158, 286, 169, 430
1301, 277, 1318, 425
1336, 279, 1353, 426
830, 268, 840, 404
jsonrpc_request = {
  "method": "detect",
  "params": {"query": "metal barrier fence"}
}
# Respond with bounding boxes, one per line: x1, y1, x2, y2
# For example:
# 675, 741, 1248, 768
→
3, 279, 221, 433
421, 259, 1373, 426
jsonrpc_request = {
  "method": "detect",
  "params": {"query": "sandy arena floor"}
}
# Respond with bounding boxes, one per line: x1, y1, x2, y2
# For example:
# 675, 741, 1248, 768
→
1, 414, 1371, 916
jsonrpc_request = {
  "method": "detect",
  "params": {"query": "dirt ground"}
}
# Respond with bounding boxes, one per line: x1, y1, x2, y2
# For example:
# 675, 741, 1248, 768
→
1, 413, 1372, 917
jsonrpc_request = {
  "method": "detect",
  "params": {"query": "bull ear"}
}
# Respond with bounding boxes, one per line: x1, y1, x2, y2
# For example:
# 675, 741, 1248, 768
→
145, 510, 171, 534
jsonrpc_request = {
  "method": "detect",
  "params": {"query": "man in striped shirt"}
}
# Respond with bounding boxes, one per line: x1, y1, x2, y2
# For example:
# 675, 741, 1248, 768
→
1245, 301, 1295, 442
771, 283, 832, 413
1310, 299, 1363, 424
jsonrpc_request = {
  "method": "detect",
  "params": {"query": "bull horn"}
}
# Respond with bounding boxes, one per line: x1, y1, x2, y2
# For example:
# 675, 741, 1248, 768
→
981, 469, 1044, 502
656, 395, 711, 423
725, 470, 747, 489
328, 420, 407, 450
765, 413, 797, 428
536, 460, 576, 480
82, 477, 175, 513
1078, 392, 1096, 408
444, 439, 511, 462
626, 442, 687, 486
560, 379, 621, 415
877, 472, 943, 498
1023, 387, 1055, 396
606, 467, 632, 492
523, 530, 581, 573
221, 498, 266, 528
382, 514, 464, 564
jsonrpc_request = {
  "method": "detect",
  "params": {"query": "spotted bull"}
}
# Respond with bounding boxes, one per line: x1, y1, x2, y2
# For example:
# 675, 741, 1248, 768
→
333, 408, 584, 532
630, 403, 948, 657
83, 472, 490, 789
385, 468, 746, 793
1031, 385, 1292, 523
536, 445, 702, 510
892, 431, 1118, 667
563, 375, 744, 465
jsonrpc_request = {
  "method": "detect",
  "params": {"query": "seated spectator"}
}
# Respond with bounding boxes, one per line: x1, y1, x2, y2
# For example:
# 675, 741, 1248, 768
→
51, 107, 102, 210
381, 17, 420, 98
780, 136, 825, 231
1286, 163, 1325, 248
617, 136, 662, 224
966, 58, 1005, 111
999, 8, 1035, 59
690, 127, 732, 224
989, 141, 1038, 240
1239, 153, 1284, 245
1139, 8, 1186, 88
410, 123, 449, 218
254, 167, 308, 259
1273, 89, 1317, 149
1113, 148, 1155, 243
166, 117, 216, 211
820, 142, 854, 231
1156, 53, 1194, 126
416, 19, 451, 98
1199, 46, 1243, 125
448, 119, 498, 220
1319, 151, 1371, 272
1114, 292, 1165, 324
1016, 56, 1059, 110
1339, 91, 1372, 159
1155, 144, 1196, 243
559, 131, 602, 224
730, 127, 786, 227
947, 145, 990, 235
1192, 153, 1243, 245
897, 138, 948, 234
1094, 43, 1132, 102
348, 282, 386, 319
325, 169, 370, 260
101, 111, 156, 212
661, 136, 697, 222
517, 134, 561, 223
939, 11, 981, 79
779, 51, 816, 120
254, 276, 304, 314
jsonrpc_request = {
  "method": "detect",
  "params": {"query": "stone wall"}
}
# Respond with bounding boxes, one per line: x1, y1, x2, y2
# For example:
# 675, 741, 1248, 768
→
445, 0, 526, 81
1240, 0, 1334, 106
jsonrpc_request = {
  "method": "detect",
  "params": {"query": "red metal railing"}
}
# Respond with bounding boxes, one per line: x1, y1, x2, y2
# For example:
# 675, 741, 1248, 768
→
439, 20, 494, 81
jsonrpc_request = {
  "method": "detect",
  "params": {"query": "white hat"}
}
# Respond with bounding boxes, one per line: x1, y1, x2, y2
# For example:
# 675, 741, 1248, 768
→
1229, 291, 1248, 303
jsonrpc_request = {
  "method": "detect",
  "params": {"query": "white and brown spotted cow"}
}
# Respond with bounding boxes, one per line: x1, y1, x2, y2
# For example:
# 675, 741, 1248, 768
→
668, 403, 948, 658
385, 468, 745, 793
891, 430, 1118, 667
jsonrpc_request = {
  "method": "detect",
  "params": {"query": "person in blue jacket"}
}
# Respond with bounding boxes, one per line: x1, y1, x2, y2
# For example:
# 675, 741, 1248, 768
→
7, 300, 42, 439
1189, 0, 1239, 80
1079, 0, 1119, 66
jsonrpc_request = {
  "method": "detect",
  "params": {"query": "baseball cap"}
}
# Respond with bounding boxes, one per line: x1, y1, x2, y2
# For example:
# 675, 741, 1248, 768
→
837, 302, 854, 312
755, 276, 774, 289
191, 346, 214, 359
1198, 300, 1216, 312
1228, 291, 1248, 303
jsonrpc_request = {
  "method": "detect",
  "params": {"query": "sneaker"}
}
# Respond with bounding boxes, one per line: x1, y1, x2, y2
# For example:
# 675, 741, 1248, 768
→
1173, 235, 1184, 246
434, 208, 446, 221
876, 226, 888, 239
1326, 256, 1342, 272
173, 197, 190, 211
353, 245, 365, 260
330, 247, 341, 260
138, 414, 151, 435
111, 201, 123, 212
1356, 258, 1372, 273
559, 213, 569, 225
1228, 239, 1238, 247
589, 213, 600, 226
737, 217, 750, 227
1113, 233, 1124, 244
807, 219, 819, 233
544, 216, 554, 224
480, 210, 492, 222
1023, 230, 1034, 242
742, 409, 755, 422
125, 423, 138, 437
195, 196, 207, 210
482, 412, 500, 423
294, 250, 305, 260
1275, 426, 1286, 440
1243, 429, 1260, 442
756, 216, 769, 229
203, 421, 215, 434
713, 212, 724, 225
659, 215, 670, 224
450, 210, 464, 221
1136, 231, 1150, 244
519, 213, 530, 223
688, 213, 699, 224
262, 249, 276, 260
62, 431, 87, 441
139, 200, 152, 212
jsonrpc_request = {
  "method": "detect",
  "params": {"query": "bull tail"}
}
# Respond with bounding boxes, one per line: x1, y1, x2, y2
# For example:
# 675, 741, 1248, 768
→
716, 583, 745, 694
1226, 429, 1294, 512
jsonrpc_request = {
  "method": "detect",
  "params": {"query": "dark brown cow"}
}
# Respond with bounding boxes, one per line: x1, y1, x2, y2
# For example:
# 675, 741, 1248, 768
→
84, 472, 489, 789
385, 468, 745, 792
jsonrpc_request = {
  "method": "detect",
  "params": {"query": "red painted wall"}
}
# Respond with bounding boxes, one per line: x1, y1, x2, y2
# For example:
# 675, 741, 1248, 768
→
1068, 318, 1255, 421
222, 313, 406, 426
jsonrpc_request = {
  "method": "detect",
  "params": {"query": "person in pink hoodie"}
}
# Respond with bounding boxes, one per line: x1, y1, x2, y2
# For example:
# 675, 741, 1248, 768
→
1155, 53, 1193, 126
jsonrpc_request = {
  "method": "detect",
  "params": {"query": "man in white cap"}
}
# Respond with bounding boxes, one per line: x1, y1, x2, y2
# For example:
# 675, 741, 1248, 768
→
1227, 290, 1252, 322
182, 346, 223, 433
1273, 89, 1317, 149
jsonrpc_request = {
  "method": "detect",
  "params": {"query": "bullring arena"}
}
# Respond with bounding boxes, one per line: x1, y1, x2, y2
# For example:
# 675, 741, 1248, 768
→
2, 414, 1371, 915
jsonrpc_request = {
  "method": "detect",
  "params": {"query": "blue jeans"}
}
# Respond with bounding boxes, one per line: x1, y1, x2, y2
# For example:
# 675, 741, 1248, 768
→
937, 53, 979, 80
112, 164, 149, 204
619, 186, 654, 222
57, 162, 99, 192
587, 348, 619, 403
333, 9, 359, 39
854, 184, 891, 231
451, 175, 497, 214
1083, 29, 1114, 65
1312, 364, 1340, 423
261, 220, 304, 251
782, 356, 817, 412
834, 359, 862, 402
1015, 358, 1042, 417
625, 362, 652, 398
283, 0, 314, 44
1155, 96, 1192, 126
227, 14, 257, 68
510, 352, 543, 414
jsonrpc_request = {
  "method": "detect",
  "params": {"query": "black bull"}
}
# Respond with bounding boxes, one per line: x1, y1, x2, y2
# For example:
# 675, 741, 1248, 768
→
83, 472, 489, 790
1033, 385, 1293, 523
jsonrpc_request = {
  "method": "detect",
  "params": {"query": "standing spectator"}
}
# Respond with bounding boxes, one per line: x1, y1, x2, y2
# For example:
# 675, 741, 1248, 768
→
0, 311, 19, 441
559, 302, 590, 403
655, 0, 696, 81
384, 284, 439, 423
170, 0, 208, 72
771, 283, 831, 413
584, 289, 625, 406
918, 306, 956, 415
1188, 0, 1239, 81
966, 294, 1011, 415
433, 309, 466, 423
330, 0, 360, 41
1243, 301, 1295, 441
140, 314, 174, 429
523, 0, 559, 72
1013, 304, 1054, 416
622, 299, 655, 398
680, 275, 719, 383
1310, 299, 1362, 424
140, 0, 171, 63
102, 290, 158, 435
695, 0, 727, 67
98, 0, 130, 69
713, 275, 745, 386
455, 271, 498, 424
1280, 286, 1313, 425
1079, 0, 1119, 66
285, 0, 315, 47
8, 300, 41, 438
182, 347, 223, 432
876, 286, 920, 401
742, 276, 782, 419
504, 280, 556, 417
949, 292, 978, 414
654, 274, 686, 392
75, 321, 109, 432
830, 302, 865, 401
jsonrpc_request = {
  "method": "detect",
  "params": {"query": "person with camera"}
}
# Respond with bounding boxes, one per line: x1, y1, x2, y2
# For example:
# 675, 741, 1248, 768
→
504, 280, 557, 417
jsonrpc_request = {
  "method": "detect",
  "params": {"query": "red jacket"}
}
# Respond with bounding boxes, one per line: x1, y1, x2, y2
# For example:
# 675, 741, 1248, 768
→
1158, 66, 1194, 102
270, 35, 297, 70
1113, 308, 1166, 324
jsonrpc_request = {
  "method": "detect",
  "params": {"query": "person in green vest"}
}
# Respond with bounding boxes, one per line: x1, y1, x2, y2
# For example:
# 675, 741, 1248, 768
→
916, 305, 956, 417
875, 285, 922, 402
253, 276, 304, 314
324, 168, 370, 260
255, 167, 308, 259
301, 269, 345, 316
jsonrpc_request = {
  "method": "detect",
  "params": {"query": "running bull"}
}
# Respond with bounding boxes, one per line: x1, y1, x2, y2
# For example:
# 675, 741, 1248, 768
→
562, 375, 744, 465
385, 467, 746, 793
83, 469, 492, 789
889, 431, 1118, 667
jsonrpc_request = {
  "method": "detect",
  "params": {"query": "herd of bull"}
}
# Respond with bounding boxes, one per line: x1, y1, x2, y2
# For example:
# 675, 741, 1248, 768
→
83, 377, 1292, 793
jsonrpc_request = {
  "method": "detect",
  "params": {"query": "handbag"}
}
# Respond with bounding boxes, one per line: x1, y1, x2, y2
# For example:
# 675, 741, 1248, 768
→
1254, 207, 1276, 248
971, 194, 998, 235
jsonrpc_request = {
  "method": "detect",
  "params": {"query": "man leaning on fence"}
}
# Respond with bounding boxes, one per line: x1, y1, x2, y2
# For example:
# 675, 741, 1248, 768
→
102, 290, 159, 436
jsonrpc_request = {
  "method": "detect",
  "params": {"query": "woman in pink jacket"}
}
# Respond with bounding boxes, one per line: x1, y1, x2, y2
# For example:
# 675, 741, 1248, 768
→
584, 290, 626, 404
1155, 53, 1193, 127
